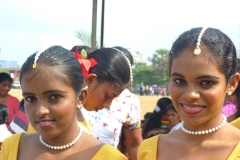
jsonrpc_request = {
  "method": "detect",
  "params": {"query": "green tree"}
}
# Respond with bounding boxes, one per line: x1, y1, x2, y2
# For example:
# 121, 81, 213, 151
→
149, 49, 170, 85
132, 63, 162, 86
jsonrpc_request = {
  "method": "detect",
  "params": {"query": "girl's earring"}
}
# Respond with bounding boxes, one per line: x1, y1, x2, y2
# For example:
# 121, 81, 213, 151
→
77, 103, 83, 110
228, 91, 232, 96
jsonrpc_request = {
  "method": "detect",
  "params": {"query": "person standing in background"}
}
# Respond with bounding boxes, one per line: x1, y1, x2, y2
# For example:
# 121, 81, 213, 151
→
0, 72, 19, 123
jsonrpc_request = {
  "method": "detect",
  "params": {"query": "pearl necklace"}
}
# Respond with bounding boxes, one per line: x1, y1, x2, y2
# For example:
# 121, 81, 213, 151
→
39, 127, 82, 150
181, 115, 227, 135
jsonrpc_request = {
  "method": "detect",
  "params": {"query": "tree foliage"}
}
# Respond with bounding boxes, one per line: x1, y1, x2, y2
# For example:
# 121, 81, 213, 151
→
75, 29, 99, 49
133, 49, 170, 86
151, 49, 169, 76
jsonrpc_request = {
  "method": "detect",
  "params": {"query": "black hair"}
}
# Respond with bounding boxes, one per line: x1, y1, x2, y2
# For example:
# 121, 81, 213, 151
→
0, 104, 9, 124
20, 46, 84, 94
169, 27, 237, 82
87, 48, 130, 87
70, 45, 93, 55
143, 97, 172, 137
144, 112, 153, 120
113, 46, 134, 66
166, 103, 177, 113
0, 72, 13, 83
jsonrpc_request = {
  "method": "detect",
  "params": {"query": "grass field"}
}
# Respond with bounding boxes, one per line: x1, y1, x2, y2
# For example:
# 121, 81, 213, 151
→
9, 89, 166, 119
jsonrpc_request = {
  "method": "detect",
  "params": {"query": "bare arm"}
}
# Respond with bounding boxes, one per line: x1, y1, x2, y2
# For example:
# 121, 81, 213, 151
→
124, 128, 143, 160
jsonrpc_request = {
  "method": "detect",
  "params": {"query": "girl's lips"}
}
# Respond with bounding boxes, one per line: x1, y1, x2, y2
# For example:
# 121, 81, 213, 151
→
181, 104, 205, 115
37, 120, 55, 128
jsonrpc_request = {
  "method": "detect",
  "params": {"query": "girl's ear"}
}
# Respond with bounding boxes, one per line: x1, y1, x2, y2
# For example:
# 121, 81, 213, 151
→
227, 72, 240, 95
83, 73, 97, 86
77, 88, 88, 110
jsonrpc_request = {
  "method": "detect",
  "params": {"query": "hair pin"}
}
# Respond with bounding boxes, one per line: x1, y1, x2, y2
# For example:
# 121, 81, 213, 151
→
32, 48, 45, 68
194, 27, 208, 55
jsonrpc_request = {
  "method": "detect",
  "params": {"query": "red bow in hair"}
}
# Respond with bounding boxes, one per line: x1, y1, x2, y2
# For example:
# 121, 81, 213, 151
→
72, 51, 98, 77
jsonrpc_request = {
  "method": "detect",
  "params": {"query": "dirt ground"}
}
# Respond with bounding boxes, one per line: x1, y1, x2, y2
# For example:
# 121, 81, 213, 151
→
9, 89, 166, 119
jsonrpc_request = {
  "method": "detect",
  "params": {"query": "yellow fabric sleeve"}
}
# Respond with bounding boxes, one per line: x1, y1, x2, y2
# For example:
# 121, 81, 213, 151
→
137, 135, 160, 160
1, 133, 23, 160
92, 144, 128, 160
230, 117, 240, 129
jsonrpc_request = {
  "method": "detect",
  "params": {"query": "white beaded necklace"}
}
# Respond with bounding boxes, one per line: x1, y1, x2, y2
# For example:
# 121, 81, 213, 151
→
39, 127, 82, 150
181, 115, 227, 135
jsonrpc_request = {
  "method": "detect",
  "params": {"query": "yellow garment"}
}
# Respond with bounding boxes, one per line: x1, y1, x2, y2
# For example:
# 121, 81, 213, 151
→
231, 117, 240, 129
138, 135, 240, 160
138, 134, 159, 160
1, 133, 127, 160
27, 120, 92, 135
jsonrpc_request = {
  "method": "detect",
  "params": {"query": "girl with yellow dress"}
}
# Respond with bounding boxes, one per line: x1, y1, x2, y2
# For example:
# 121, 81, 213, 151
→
1, 46, 128, 160
138, 27, 240, 160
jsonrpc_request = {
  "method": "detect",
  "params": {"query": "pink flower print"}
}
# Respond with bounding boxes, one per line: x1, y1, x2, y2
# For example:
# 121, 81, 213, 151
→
103, 123, 108, 127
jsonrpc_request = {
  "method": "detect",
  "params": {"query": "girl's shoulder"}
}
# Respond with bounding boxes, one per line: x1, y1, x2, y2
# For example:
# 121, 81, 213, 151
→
138, 135, 161, 160
1, 133, 24, 159
92, 144, 127, 160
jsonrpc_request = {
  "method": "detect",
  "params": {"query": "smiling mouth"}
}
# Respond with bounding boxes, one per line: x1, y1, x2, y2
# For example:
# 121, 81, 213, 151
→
181, 104, 205, 115
182, 105, 204, 111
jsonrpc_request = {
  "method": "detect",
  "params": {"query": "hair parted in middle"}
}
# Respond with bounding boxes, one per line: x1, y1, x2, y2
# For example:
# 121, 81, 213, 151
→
20, 46, 84, 95
169, 27, 237, 82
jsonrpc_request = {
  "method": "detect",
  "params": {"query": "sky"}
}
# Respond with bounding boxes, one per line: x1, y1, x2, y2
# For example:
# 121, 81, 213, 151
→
1, 0, 240, 67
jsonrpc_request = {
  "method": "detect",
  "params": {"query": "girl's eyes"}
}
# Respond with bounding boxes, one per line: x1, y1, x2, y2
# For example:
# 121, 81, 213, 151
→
25, 96, 36, 102
200, 80, 215, 86
173, 79, 186, 85
105, 94, 114, 100
49, 94, 62, 100
24, 94, 62, 102
173, 79, 215, 87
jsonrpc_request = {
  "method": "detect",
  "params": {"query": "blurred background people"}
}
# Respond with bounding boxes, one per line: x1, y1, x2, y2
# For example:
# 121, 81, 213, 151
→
142, 97, 172, 139
166, 104, 182, 133
0, 72, 19, 123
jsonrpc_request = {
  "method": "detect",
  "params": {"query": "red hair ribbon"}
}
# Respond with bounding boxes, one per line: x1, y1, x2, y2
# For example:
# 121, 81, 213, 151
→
72, 51, 98, 77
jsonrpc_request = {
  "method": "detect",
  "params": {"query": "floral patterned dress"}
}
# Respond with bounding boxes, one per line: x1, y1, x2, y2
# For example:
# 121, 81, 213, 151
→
86, 89, 142, 148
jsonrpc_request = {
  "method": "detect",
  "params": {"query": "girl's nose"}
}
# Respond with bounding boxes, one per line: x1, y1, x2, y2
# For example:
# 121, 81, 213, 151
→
184, 88, 200, 102
36, 104, 49, 116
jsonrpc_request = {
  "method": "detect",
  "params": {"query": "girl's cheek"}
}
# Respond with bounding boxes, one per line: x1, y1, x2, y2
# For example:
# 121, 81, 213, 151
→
169, 85, 181, 99
203, 88, 225, 101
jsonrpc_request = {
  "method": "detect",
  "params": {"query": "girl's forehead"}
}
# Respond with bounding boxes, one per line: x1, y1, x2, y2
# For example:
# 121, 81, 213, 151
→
21, 67, 65, 83
171, 49, 222, 75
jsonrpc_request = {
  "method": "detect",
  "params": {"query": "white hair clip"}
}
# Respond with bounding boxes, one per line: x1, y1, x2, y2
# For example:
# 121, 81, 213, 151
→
32, 48, 45, 68
194, 27, 208, 55
112, 48, 133, 88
